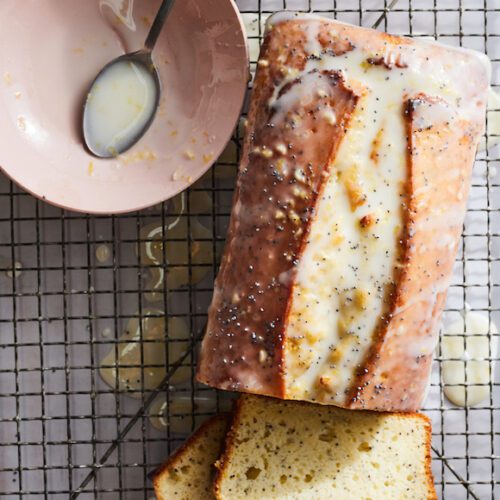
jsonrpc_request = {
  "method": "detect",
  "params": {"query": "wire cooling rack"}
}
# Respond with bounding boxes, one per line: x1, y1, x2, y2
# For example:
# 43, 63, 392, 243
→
0, 0, 499, 498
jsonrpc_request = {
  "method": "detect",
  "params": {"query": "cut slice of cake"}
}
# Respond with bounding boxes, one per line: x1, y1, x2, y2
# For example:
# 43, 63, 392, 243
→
215, 396, 436, 499
153, 414, 230, 500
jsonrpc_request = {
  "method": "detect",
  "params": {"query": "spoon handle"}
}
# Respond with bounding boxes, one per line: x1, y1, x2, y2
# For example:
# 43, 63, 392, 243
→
144, 0, 176, 52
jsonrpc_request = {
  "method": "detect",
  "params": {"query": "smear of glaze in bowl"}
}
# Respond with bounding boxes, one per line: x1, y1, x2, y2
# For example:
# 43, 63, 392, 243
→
441, 311, 498, 407
100, 0, 137, 31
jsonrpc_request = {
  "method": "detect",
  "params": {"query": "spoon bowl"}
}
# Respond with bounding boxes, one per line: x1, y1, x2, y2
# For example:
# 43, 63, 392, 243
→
83, 50, 161, 158
83, 0, 174, 158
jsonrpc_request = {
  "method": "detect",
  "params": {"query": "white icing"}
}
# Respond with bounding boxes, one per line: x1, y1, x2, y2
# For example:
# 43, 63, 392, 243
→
441, 312, 498, 407
265, 11, 314, 33
267, 11, 492, 84
280, 15, 489, 403
303, 21, 322, 57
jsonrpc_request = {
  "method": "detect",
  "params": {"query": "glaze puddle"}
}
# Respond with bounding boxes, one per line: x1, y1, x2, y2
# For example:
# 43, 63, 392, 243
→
478, 88, 500, 151
100, 309, 191, 397
0, 255, 22, 279
95, 244, 111, 263
441, 312, 498, 407
138, 190, 214, 301
148, 393, 232, 433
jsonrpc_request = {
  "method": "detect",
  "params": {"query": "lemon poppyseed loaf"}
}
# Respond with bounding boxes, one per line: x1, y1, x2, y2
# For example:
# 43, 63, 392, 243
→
153, 414, 229, 500
198, 12, 490, 411
215, 396, 436, 499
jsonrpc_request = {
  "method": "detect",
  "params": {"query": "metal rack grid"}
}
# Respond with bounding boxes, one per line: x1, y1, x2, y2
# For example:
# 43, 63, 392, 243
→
0, 0, 499, 498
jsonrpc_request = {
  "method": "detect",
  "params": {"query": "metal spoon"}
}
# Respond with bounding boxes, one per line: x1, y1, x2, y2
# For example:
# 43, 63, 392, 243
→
83, 0, 176, 158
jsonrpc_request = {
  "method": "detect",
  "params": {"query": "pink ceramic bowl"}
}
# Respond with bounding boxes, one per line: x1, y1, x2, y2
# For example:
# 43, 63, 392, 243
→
0, 0, 248, 213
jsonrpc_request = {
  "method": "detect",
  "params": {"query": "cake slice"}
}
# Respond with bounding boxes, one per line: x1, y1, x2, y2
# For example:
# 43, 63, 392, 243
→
153, 414, 230, 500
215, 395, 436, 499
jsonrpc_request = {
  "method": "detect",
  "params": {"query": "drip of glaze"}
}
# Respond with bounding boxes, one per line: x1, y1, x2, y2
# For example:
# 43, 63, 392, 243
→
7, 261, 22, 279
138, 190, 214, 302
478, 88, 500, 151
99, 0, 136, 31
95, 244, 111, 263
0, 256, 22, 279
99, 310, 191, 397
101, 327, 113, 338
441, 311, 498, 407
149, 393, 233, 433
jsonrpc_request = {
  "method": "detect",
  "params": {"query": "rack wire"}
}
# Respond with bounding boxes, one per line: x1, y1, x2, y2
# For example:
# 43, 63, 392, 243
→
0, 0, 499, 498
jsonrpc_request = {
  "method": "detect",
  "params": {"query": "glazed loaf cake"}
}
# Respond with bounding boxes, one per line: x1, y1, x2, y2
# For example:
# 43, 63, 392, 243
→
198, 13, 490, 411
